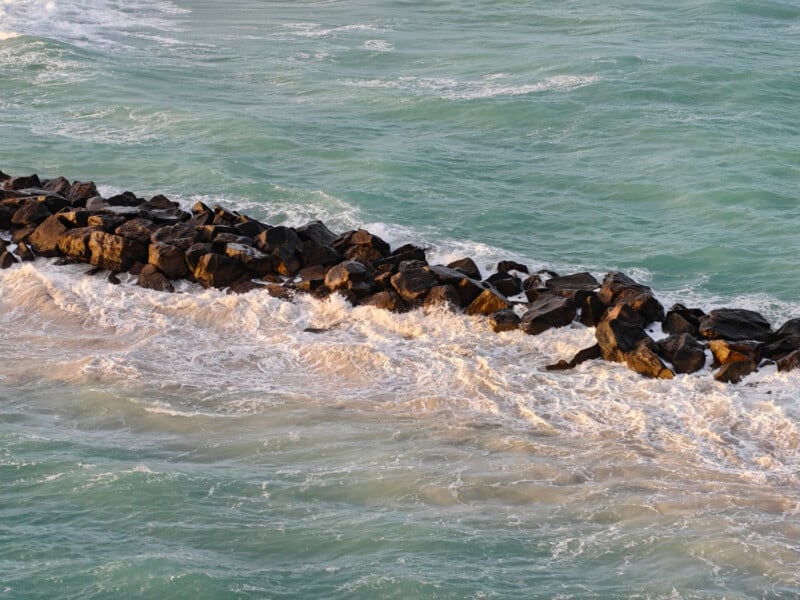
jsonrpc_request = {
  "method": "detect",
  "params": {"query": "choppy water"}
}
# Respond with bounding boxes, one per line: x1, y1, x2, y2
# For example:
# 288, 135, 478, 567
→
2, 1, 800, 597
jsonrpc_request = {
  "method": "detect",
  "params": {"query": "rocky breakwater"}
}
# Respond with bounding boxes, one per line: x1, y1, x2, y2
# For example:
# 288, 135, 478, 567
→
2, 169, 800, 384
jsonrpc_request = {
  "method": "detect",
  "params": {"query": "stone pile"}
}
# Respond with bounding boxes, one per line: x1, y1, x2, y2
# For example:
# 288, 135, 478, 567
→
2, 169, 799, 383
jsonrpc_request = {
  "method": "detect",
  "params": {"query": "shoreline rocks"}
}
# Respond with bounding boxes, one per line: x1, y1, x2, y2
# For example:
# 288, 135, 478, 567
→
2, 169, 799, 384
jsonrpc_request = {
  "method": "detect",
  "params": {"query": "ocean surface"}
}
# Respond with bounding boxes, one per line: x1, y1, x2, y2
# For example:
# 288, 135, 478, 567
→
2, 1, 800, 597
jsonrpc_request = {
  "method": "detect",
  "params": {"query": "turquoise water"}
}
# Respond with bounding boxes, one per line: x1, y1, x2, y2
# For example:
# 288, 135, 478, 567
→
2, 1, 800, 597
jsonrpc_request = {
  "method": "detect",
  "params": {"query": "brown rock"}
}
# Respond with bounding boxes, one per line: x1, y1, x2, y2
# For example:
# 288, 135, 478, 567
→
272, 246, 303, 276
11, 198, 51, 227
662, 304, 705, 337
447, 257, 481, 280
777, 350, 800, 373
297, 220, 337, 246
11, 225, 36, 244
292, 265, 328, 293
325, 260, 370, 291
184, 243, 214, 273
497, 260, 528, 274
151, 222, 196, 246
88, 231, 148, 272
42, 176, 71, 196
256, 226, 302, 254
465, 288, 510, 316
489, 309, 521, 333
57, 227, 96, 261
625, 341, 674, 379
115, 218, 156, 245
4, 174, 41, 190
714, 360, 756, 384
225, 243, 273, 275
193, 253, 247, 288
106, 191, 140, 206
579, 293, 607, 327
16, 241, 35, 262
485, 272, 522, 297
28, 214, 68, 257
423, 284, 461, 310
58, 210, 89, 228
137, 264, 174, 292
699, 308, 773, 343
0, 250, 18, 269
390, 265, 437, 304
546, 344, 601, 371
361, 290, 406, 312
143, 194, 179, 210
595, 318, 650, 362
775, 318, 800, 340
298, 240, 341, 267
598, 271, 665, 323
87, 214, 127, 232
149, 242, 190, 279
67, 181, 98, 205
657, 333, 706, 374
520, 294, 577, 335
708, 339, 764, 366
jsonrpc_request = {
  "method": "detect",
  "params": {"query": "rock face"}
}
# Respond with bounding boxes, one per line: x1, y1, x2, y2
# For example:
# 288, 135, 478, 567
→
2, 169, 795, 386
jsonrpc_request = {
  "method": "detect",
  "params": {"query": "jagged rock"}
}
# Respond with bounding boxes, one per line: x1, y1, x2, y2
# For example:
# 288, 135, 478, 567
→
765, 337, 800, 361
545, 272, 599, 295
297, 220, 337, 246
16, 241, 35, 262
595, 317, 649, 362
43, 176, 71, 196
325, 260, 370, 291
115, 218, 156, 245
299, 239, 341, 267
185, 243, 214, 273
708, 339, 764, 367
292, 265, 328, 293
225, 243, 273, 275
59, 210, 89, 228
28, 214, 68, 257
149, 242, 190, 279
106, 191, 139, 206
373, 243, 427, 270
489, 309, 521, 333
447, 257, 481, 280
212, 204, 239, 225
428, 265, 468, 285
361, 290, 406, 312
11, 198, 51, 227
698, 308, 773, 343
423, 284, 461, 310
57, 227, 96, 261
147, 208, 187, 226
67, 181, 98, 205
662, 305, 705, 337
11, 225, 35, 244
598, 271, 665, 323
777, 350, 800, 373
272, 245, 302, 276
0, 170, 8, 182
88, 214, 127, 232
191, 201, 211, 215
88, 231, 147, 272
546, 344, 601, 371
85, 196, 107, 211
0, 250, 18, 269
0, 205, 13, 229
775, 318, 800, 340
520, 294, 577, 335
233, 218, 267, 238
390, 264, 437, 304
151, 222, 196, 246
715, 361, 756, 384
485, 272, 522, 297
497, 260, 528, 274
625, 340, 674, 379
3, 174, 41, 190
193, 253, 246, 288
256, 226, 302, 254
143, 194, 179, 210
604, 302, 647, 327
579, 293, 607, 327
465, 288, 510, 316
196, 224, 237, 243
137, 264, 174, 292
107, 272, 121, 285
657, 333, 706, 374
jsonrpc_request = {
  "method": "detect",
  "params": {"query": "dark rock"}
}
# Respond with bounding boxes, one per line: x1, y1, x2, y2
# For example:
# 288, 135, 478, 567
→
225, 243, 273, 275
604, 302, 646, 327
520, 294, 577, 335
546, 344, 601, 371
146, 209, 186, 226
196, 224, 237, 243
0, 205, 12, 229
272, 245, 303, 276
4, 174, 41, 190
708, 339, 764, 367
361, 290, 406, 312
348, 229, 391, 256
777, 350, 800, 373
698, 308, 773, 343
189, 208, 214, 227
292, 265, 329, 293
545, 272, 599, 293
428, 265, 469, 286
11, 198, 52, 227
57, 227, 96, 261
598, 271, 665, 323
85, 196, 108, 211
765, 337, 800, 361
143, 194, 179, 210
116, 218, 156, 245
465, 288, 511, 316
149, 242, 190, 279
88, 231, 148, 272
0, 170, 8, 182
625, 340, 674, 379
0, 239, 5, 254
227, 279, 263, 295
489, 309, 521, 333
775, 318, 800, 340
100, 205, 143, 219
107, 272, 121, 285
485, 272, 522, 297
87, 214, 127, 232
212, 204, 239, 225
15, 241, 35, 262
191, 201, 211, 215
58, 210, 89, 228
297, 220, 337, 246
0, 251, 19, 269
233, 218, 267, 238
28, 214, 68, 257
579, 293, 607, 327
373, 244, 427, 270
184, 243, 214, 273
714, 361, 756, 384
11, 225, 36, 244
447, 257, 481, 280
299, 240, 341, 267
42, 176, 71, 196
256, 226, 302, 254
390, 265, 437, 304
106, 191, 140, 206
193, 253, 246, 288
67, 181, 98, 205
137, 264, 174, 292
456, 277, 490, 308
657, 333, 706, 374
663, 311, 699, 337
325, 260, 370, 291
151, 222, 196, 246
595, 318, 650, 362
497, 260, 528, 274
423, 284, 461, 310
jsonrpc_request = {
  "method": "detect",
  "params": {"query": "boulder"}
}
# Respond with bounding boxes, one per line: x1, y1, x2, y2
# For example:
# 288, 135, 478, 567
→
598, 271, 665, 323
0, 250, 18, 269
603, 302, 646, 327
698, 308, 773, 343
149, 242, 190, 279
67, 181, 98, 205
272, 245, 303, 276
465, 288, 510, 316
42, 176, 71, 196
151, 222, 196, 246
11, 225, 36, 244
87, 214, 127, 232
256, 225, 302, 253
545, 272, 599, 297
106, 191, 140, 206
225, 243, 273, 275
84, 196, 107, 211
579, 293, 607, 327
193, 253, 246, 288
15, 241, 34, 261
57, 227, 96, 261
546, 344, 601, 371
489, 309, 521, 333
595, 317, 650, 362
137, 264, 174, 292
212, 204, 239, 225
28, 214, 68, 257
298, 239, 341, 267
0, 204, 13, 229
373, 244, 427, 270
142, 194, 179, 210
625, 340, 674, 379
233, 218, 267, 238
423, 284, 461, 310
777, 350, 800, 373
115, 218, 156, 245
361, 290, 406, 312
184, 243, 214, 273
657, 333, 706, 374
714, 361, 756, 384
447, 257, 481, 280
485, 272, 522, 297
520, 294, 577, 335
4, 174, 41, 190
296, 220, 337, 246
292, 265, 328, 293
497, 260, 528, 274
390, 264, 438, 304
59, 210, 89, 228
11, 198, 51, 227
662, 305, 704, 337
708, 339, 764, 367
775, 318, 800, 340
88, 231, 148, 272
765, 337, 800, 361
325, 260, 370, 291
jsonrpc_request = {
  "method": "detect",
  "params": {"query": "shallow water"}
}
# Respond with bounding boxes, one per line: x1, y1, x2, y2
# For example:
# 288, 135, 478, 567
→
2, 0, 800, 597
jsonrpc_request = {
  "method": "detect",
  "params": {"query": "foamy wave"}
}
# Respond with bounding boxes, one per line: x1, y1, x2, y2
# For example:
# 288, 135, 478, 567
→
280, 22, 385, 39
345, 74, 600, 100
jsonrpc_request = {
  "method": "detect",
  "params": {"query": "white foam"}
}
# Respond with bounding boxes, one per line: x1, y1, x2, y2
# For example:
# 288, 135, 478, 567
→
362, 39, 393, 52
280, 22, 385, 39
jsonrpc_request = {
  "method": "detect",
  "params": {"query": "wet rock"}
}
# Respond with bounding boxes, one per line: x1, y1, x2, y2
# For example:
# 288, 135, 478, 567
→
28, 214, 68, 257
151, 222, 196, 246
777, 349, 800, 373
212, 204, 239, 225
489, 308, 521, 333
0, 205, 13, 229
698, 308, 773, 343
447, 257, 481, 280
3, 174, 41, 190
579, 293, 607, 327
292, 265, 328, 293
0, 250, 18, 269
546, 344, 601, 371
137, 264, 174, 293
662, 305, 705, 337
595, 317, 650, 363
625, 340, 674, 379
107, 272, 121, 285
149, 242, 190, 279
545, 272, 599, 296
714, 360, 756, 384
423, 284, 462, 310
196, 224, 237, 243
520, 294, 577, 335
272, 245, 303, 276
59, 210, 89, 228
143, 194, 179, 211
85, 196, 108, 211
233, 218, 267, 239
116, 218, 156, 245
256, 226, 302, 254
465, 288, 510, 316
708, 339, 764, 367
775, 318, 800, 340
225, 243, 273, 275
297, 220, 337, 246
598, 271, 665, 323
88, 214, 127, 232
184, 243, 214, 273
497, 260, 528, 274
88, 231, 148, 272
67, 181, 98, 205
361, 290, 406, 312
57, 227, 96, 261
765, 337, 800, 361
106, 191, 140, 206
11, 225, 36, 244
299, 239, 341, 267
42, 176, 71, 196
603, 302, 647, 327
657, 333, 706, 374
485, 272, 522, 297
325, 260, 370, 291
373, 244, 427, 270
193, 253, 246, 288
390, 264, 437, 304
11, 198, 51, 227
16, 241, 35, 262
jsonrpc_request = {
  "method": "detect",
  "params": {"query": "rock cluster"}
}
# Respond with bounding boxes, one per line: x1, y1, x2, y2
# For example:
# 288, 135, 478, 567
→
2, 169, 799, 383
